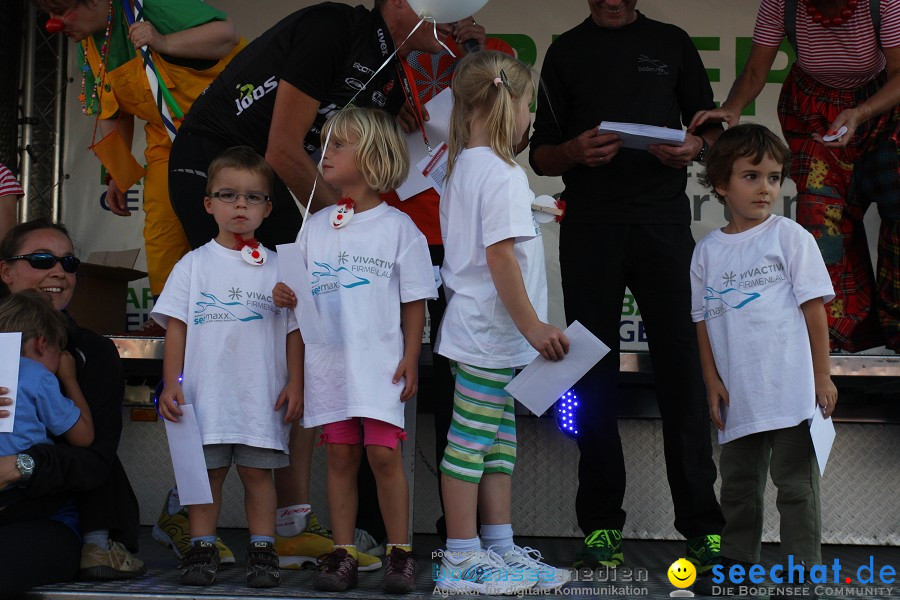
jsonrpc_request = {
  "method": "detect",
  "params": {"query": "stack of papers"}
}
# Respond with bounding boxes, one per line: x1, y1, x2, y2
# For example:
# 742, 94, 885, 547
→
597, 121, 685, 150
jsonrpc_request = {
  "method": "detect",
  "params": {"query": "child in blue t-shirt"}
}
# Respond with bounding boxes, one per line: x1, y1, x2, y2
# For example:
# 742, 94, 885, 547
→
0, 289, 93, 464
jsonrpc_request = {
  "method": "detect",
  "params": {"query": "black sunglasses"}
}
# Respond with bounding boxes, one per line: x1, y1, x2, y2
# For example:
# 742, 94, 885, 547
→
5, 252, 80, 273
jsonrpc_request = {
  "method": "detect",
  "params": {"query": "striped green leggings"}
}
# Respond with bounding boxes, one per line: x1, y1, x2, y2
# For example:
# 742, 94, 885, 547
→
439, 361, 517, 483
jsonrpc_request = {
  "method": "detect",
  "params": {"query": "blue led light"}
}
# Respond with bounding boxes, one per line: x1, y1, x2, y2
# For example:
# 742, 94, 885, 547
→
555, 389, 580, 439
153, 374, 184, 418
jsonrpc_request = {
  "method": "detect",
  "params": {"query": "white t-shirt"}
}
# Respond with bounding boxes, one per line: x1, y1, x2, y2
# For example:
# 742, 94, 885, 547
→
436, 147, 548, 369
151, 241, 298, 452
690, 216, 834, 444
296, 203, 437, 429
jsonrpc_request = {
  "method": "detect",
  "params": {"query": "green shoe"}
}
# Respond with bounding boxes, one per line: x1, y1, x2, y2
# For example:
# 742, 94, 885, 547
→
305, 513, 331, 537
573, 529, 624, 568
686, 534, 721, 574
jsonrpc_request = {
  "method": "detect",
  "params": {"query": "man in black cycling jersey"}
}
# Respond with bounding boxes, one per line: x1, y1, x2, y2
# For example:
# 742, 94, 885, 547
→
169, 0, 452, 248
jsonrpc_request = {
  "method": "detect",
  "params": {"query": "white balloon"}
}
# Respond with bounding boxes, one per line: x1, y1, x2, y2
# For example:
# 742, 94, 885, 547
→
407, 0, 489, 24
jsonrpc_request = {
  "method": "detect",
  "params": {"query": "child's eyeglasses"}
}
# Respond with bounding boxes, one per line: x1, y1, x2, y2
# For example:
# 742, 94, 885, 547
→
211, 191, 270, 205
5, 253, 80, 273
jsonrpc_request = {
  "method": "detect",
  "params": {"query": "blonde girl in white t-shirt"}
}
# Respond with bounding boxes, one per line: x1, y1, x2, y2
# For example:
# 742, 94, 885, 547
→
274, 107, 436, 594
433, 51, 570, 595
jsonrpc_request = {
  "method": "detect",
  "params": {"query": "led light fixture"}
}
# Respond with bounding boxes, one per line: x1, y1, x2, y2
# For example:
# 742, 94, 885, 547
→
555, 389, 579, 439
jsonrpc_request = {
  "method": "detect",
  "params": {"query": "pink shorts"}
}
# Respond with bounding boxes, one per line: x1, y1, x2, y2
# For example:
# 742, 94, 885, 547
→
320, 418, 406, 449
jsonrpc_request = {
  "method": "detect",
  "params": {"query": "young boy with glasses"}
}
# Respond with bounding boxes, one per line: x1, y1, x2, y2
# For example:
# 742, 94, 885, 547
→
152, 146, 303, 588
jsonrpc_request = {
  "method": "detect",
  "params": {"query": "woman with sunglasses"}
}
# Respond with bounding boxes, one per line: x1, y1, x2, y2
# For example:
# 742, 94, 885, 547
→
0, 219, 143, 595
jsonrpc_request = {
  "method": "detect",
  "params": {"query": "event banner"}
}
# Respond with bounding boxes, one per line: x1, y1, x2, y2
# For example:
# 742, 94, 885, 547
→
60, 0, 873, 348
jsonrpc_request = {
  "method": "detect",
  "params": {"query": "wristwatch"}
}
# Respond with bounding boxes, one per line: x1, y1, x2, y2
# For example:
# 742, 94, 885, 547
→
16, 453, 35, 483
694, 136, 709, 164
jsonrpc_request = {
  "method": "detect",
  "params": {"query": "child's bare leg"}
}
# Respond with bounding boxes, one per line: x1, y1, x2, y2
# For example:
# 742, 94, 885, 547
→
237, 466, 276, 537
326, 443, 362, 546
367, 444, 408, 544
477, 472, 512, 525
274, 424, 316, 505
189, 467, 228, 537
441, 472, 479, 540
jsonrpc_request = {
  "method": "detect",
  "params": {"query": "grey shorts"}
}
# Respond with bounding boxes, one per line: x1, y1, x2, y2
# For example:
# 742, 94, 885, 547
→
202, 444, 290, 470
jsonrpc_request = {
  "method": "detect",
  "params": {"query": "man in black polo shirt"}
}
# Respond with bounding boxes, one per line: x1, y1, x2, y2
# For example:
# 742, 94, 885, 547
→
529, 0, 725, 574
169, 0, 451, 248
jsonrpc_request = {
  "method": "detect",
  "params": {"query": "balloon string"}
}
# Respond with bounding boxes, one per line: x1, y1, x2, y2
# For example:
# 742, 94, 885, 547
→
294, 17, 431, 242
426, 18, 456, 58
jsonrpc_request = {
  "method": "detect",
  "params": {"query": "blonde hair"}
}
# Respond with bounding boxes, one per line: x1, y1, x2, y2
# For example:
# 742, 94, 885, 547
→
320, 107, 410, 194
447, 51, 534, 179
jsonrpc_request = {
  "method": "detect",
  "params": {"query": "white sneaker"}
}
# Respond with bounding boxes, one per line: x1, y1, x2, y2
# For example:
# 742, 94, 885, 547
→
500, 545, 572, 591
434, 548, 536, 595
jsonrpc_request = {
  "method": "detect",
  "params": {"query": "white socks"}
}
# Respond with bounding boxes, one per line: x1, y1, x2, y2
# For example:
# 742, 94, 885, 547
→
84, 530, 111, 550
166, 488, 182, 516
480, 523, 514, 555
445, 536, 481, 562
275, 504, 311, 537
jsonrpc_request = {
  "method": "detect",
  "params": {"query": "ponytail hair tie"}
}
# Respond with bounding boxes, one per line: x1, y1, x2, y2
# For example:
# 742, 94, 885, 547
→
496, 69, 513, 93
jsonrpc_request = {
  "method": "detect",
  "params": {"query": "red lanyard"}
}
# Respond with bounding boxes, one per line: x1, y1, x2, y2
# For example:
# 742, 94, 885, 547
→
396, 60, 432, 152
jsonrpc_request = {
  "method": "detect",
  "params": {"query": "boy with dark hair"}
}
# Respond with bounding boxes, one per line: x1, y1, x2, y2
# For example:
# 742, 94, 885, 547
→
691, 124, 836, 597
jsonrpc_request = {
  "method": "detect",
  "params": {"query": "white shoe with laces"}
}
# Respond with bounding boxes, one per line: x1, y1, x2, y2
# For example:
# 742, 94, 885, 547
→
435, 548, 536, 595
499, 545, 572, 591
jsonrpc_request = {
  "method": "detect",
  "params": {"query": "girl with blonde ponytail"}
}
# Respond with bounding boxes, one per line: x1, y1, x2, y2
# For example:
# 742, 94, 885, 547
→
434, 51, 571, 595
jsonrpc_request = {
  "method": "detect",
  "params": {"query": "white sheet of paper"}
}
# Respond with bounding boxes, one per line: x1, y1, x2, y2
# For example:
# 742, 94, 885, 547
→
164, 405, 212, 505
276, 243, 330, 345
504, 321, 609, 417
396, 87, 453, 200
0, 333, 21, 433
597, 121, 685, 150
809, 408, 836, 476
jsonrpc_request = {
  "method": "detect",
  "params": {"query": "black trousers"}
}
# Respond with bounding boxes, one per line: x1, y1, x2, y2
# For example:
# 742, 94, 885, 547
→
168, 131, 302, 250
80, 458, 141, 552
425, 245, 459, 541
559, 221, 724, 539
358, 246, 454, 542
353, 247, 455, 542
0, 519, 80, 598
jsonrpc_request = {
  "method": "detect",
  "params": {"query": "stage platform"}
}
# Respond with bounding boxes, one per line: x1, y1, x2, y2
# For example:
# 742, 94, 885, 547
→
110, 337, 900, 378
22, 529, 900, 600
